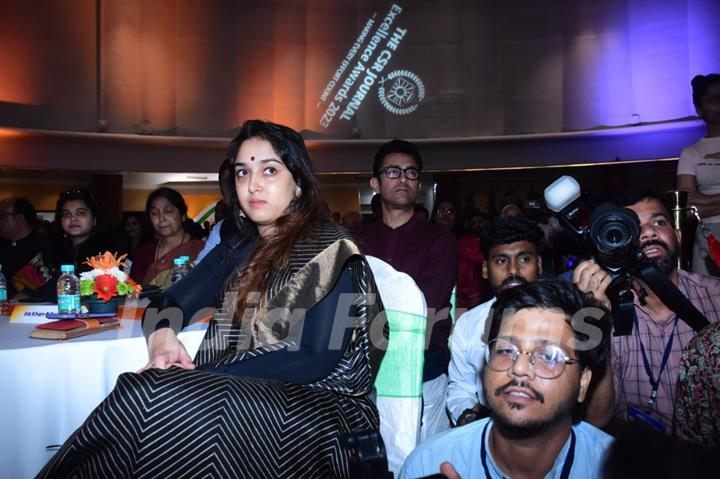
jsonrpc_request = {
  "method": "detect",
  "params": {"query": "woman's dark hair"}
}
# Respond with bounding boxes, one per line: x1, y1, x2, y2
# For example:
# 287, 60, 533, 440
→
122, 211, 147, 230
691, 73, 720, 108
121, 211, 152, 242
372, 139, 423, 177
481, 216, 544, 257
145, 187, 188, 218
486, 280, 611, 376
54, 189, 98, 225
218, 158, 234, 204
223, 119, 325, 323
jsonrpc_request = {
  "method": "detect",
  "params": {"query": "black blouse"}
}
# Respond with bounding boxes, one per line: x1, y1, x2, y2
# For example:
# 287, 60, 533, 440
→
143, 238, 355, 385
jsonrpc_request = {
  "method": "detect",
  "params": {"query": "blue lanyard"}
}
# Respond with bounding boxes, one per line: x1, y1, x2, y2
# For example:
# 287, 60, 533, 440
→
633, 313, 678, 413
480, 421, 576, 479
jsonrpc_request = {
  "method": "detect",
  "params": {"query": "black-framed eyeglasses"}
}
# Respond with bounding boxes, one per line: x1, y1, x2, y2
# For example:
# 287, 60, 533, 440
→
380, 166, 420, 180
485, 338, 579, 379
436, 208, 455, 215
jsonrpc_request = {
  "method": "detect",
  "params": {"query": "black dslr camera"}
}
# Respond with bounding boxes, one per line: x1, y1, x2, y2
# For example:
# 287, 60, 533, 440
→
543, 176, 708, 336
544, 176, 641, 276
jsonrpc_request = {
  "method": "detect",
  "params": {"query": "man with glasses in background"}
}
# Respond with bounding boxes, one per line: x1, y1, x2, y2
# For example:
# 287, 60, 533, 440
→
356, 139, 458, 441
400, 281, 614, 479
0, 197, 46, 300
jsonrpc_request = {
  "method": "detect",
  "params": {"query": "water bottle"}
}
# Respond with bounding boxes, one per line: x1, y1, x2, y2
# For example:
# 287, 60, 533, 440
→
180, 255, 193, 270
57, 264, 81, 314
170, 258, 188, 284
0, 264, 8, 316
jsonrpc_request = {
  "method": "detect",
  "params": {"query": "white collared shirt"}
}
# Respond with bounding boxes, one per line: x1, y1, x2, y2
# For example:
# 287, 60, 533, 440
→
447, 297, 495, 422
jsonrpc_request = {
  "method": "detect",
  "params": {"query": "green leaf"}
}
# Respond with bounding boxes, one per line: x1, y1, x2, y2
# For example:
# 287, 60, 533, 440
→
116, 282, 132, 296
80, 279, 94, 296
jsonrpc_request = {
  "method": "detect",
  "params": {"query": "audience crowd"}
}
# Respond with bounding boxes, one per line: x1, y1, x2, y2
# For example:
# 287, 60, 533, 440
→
3, 77, 720, 477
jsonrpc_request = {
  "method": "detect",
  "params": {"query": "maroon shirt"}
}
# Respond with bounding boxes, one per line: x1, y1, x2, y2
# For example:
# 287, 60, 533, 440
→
356, 215, 458, 381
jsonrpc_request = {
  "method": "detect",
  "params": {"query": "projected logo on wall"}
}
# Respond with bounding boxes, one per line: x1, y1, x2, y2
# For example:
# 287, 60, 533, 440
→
317, 3, 424, 129
378, 70, 425, 115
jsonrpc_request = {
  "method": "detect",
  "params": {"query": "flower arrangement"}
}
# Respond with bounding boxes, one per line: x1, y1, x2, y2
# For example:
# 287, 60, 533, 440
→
79, 251, 142, 302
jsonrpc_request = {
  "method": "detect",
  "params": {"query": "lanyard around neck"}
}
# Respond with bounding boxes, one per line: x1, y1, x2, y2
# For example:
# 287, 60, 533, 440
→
632, 312, 679, 413
480, 421, 576, 479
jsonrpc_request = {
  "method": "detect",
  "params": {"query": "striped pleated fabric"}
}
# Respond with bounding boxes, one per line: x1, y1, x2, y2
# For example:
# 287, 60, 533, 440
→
38, 223, 380, 479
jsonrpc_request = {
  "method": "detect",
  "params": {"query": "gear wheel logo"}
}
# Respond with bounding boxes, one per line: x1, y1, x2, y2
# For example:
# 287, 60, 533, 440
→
378, 70, 425, 115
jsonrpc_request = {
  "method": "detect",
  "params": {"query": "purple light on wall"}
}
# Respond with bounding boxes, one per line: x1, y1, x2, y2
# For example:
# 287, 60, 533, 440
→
687, 0, 720, 83
628, 0, 691, 123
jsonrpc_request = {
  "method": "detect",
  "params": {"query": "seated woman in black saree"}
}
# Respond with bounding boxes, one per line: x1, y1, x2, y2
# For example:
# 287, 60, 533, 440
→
39, 120, 386, 479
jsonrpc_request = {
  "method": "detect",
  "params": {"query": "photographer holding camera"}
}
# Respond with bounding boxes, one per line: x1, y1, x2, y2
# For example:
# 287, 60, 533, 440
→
570, 192, 720, 433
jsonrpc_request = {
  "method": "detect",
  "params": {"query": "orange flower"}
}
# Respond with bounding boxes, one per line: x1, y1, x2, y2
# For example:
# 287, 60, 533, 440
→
93, 274, 119, 302
125, 277, 142, 294
85, 251, 127, 271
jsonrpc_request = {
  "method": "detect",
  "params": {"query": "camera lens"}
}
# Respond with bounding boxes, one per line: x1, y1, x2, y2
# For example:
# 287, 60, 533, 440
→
598, 222, 632, 249
589, 203, 640, 269
606, 228, 621, 244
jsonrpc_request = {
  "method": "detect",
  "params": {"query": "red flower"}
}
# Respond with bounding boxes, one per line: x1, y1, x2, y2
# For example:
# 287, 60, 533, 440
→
93, 274, 119, 302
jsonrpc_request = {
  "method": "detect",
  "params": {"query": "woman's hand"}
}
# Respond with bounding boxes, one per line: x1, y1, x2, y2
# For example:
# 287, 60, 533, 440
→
139, 328, 196, 372
678, 174, 720, 218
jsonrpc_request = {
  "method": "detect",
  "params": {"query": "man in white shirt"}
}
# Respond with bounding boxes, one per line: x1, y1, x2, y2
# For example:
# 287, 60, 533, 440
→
447, 217, 544, 426
401, 281, 614, 479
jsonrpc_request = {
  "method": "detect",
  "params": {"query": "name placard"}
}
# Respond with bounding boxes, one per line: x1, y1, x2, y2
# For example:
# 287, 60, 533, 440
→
10, 304, 60, 324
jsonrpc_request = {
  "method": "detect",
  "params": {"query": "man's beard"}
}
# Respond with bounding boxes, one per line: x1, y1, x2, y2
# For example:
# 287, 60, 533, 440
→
640, 239, 679, 276
384, 192, 417, 210
484, 379, 579, 440
494, 274, 529, 293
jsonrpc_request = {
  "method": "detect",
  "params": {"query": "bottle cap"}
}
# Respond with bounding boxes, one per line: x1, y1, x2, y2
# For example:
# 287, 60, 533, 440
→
60, 264, 75, 273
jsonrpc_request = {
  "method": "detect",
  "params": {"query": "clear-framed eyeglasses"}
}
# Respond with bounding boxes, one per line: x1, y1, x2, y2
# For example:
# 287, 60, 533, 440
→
380, 166, 420, 180
485, 338, 579, 379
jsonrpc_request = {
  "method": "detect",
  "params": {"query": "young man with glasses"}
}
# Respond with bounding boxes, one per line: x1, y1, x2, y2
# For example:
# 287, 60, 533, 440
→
356, 139, 458, 441
400, 280, 614, 479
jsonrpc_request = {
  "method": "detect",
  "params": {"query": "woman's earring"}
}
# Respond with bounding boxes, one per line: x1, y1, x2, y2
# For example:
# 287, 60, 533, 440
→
288, 199, 298, 212
295, 186, 302, 198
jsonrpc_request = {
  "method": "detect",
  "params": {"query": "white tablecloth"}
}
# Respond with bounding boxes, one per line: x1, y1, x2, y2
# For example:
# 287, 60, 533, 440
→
0, 316, 207, 478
